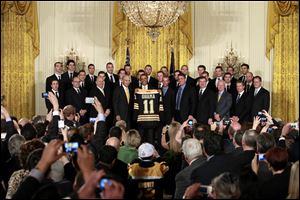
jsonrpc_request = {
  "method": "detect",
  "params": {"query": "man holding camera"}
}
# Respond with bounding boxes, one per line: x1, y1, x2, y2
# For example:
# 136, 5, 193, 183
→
250, 76, 270, 120
45, 79, 64, 112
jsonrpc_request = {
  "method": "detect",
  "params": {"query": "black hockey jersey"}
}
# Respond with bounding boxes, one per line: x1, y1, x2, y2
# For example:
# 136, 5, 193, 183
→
133, 89, 164, 127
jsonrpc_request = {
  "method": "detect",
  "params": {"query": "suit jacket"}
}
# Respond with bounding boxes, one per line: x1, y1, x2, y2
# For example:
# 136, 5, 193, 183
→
113, 86, 134, 129
148, 76, 158, 89
174, 156, 206, 199
65, 87, 87, 113
45, 74, 63, 93
196, 88, 216, 124
245, 82, 255, 94
175, 85, 197, 122
105, 73, 119, 87
186, 76, 195, 87
250, 87, 270, 118
208, 77, 223, 92
225, 83, 237, 97
191, 153, 237, 185
85, 74, 97, 92
89, 85, 111, 118
162, 87, 175, 124
231, 92, 251, 123
215, 91, 232, 118
129, 76, 138, 90
238, 75, 247, 83
45, 91, 64, 112
61, 71, 78, 93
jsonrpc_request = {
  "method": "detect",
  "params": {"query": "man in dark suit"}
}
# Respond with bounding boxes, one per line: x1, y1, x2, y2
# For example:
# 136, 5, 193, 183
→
89, 76, 111, 119
175, 138, 206, 199
224, 72, 237, 97
245, 72, 255, 94
61, 60, 78, 93
45, 62, 63, 93
124, 64, 138, 90
161, 76, 175, 125
238, 63, 250, 83
45, 79, 64, 112
65, 76, 88, 125
181, 65, 195, 87
139, 74, 156, 90
156, 71, 164, 89
195, 65, 206, 87
226, 66, 237, 86
209, 80, 232, 124
117, 69, 126, 87
144, 64, 158, 89
78, 70, 88, 91
169, 70, 181, 90
195, 77, 216, 125
113, 75, 133, 130
250, 76, 270, 119
105, 62, 119, 89
85, 64, 97, 93
208, 66, 224, 92
231, 80, 251, 123
174, 73, 196, 123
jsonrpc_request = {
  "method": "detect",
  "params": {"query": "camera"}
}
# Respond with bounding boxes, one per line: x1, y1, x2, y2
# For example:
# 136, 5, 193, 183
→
267, 127, 273, 133
290, 122, 299, 130
41, 92, 48, 98
89, 117, 97, 123
99, 178, 111, 191
188, 120, 193, 126
199, 185, 212, 194
58, 120, 65, 128
258, 112, 267, 122
63, 142, 79, 153
257, 153, 266, 161
85, 97, 95, 104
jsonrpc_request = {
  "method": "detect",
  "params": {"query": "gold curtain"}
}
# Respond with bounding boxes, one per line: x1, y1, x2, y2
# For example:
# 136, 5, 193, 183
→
1, 1, 40, 119
112, 2, 193, 75
266, 1, 299, 122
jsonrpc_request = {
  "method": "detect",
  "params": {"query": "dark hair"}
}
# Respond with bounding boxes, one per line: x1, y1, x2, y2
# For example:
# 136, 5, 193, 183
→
98, 71, 106, 76
177, 72, 186, 79
233, 131, 243, 146
198, 65, 206, 70
109, 126, 122, 140
198, 76, 207, 81
98, 145, 118, 165
202, 71, 209, 76
88, 64, 95, 68
78, 70, 86, 74
241, 63, 249, 69
78, 123, 94, 141
256, 132, 275, 153
21, 123, 38, 140
144, 64, 152, 69
137, 69, 145, 74
215, 66, 223, 71
124, 64, 131, 68
227, 66, 234, 71
34, 122, 47, 138
236, 80, 245, 86
157, 70, 164, 75
118, 68, 125, 75
106, 62, 113, 67
174, 69, 181, 74
50, 79, 59, 85
54, 62, 62, 67
204, 133, 223, 156
265, 147, 288, 171
224, 72, 231, 77
66, 60, 75, 66
253, 76, 262, 82
161, 66, 168, 70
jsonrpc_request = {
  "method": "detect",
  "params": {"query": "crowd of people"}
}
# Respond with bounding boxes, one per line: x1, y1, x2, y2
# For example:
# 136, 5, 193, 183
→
0, 61, 299, 199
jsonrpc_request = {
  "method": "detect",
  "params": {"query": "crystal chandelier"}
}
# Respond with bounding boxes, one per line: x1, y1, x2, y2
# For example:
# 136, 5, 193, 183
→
120, 1, 187, 42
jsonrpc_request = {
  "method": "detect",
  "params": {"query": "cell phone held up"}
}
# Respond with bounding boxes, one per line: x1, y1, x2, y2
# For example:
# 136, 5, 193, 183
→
258, 112, 267, 122
85, 97, 95, 104
199, 185, 212, 194
41, 92, 48, 98
63, 142, 79, 154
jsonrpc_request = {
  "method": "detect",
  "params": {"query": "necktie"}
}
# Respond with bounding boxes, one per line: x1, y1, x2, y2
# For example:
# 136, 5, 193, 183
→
81, 82, 84, 88
58, 75, 61, 80
77, 88, 80, 94
236, 94, 240, 103
125, 87, 130, 103
227, 85, 230, 91
110, 75, 113, 83
91, 75, 94, 82
176, 87, 183, 110
243, 76, 246, 82
55, 92, 59, 98
199, 89, 203, 96
254, 89, 258, 96
70, 73, 73, 79
218, 92, 222, 102
246, 84, 250, 92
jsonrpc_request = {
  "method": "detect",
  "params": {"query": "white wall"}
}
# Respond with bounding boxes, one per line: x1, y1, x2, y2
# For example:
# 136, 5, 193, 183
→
35, 1, 113, 115
35, 1, 272, 115
189, 1, 272, 91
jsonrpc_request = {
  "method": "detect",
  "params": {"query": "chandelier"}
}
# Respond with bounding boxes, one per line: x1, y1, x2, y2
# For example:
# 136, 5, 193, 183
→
120, 1, 187, 42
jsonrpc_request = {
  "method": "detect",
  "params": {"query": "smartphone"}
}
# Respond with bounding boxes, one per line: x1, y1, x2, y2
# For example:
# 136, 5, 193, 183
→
257, 153, 266, 161
85, 97, 95, 104
41, 92, 48, 98
1, 133, 7, 141
63, 142, 79, 153
267, 127, 273, 133
99, 178, 112, 191
58, 120, 65, 128
188, 120, 193, 126
89, 117, 97, 123
290, 123, 299, 130
258, 112, 267, 122
199, 185, 212, 194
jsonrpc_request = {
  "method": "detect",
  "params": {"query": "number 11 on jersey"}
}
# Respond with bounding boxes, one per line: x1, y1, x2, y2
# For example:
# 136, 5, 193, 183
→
143, 99, 154, 114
